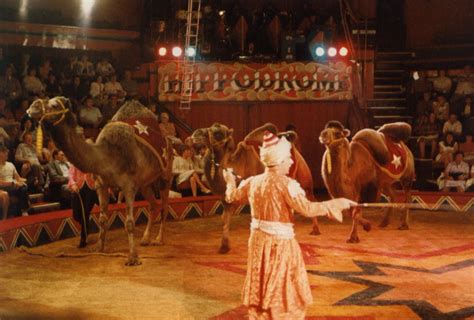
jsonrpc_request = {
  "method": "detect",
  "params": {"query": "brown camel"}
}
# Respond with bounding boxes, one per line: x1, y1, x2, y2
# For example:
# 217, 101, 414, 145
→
319, 121, 415, 243
191, 122, 318, 254
27, 97, 173, 265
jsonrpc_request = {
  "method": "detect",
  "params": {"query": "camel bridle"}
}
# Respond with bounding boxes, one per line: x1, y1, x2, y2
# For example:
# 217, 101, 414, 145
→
33, 97, 69, 127
207, 129, 232, 180
322, 129, 348, 175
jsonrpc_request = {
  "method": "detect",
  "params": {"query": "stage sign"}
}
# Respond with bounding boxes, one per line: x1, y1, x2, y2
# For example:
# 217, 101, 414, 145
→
157, 61, 353, 102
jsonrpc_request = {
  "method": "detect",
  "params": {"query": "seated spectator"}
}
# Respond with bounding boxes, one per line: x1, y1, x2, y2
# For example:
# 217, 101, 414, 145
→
101, 94, 121, 122
78, 96, 103, 128
452, 66, 474, 104
41, 138, 57, 164
19, 116, 36, 142
104, 74, 126, 98
46, 150, 71, 207
0, 144, 29, 217
0, 66, 22, 107
13, 98, 29, 121
435, 132, 458, 167
466, 165, 474, 192
63, 76, 87, 108
172, 145, 210, 197
460, 96, 473, 134
0, 189, 8, 220
89, 75, 105, 99
15, 132, 45, 192
460, 133, 474, 165
415, 92, 432, 116
121, 70, 138, 98
45, 73, 62, 97
22, 67, 44, 96
96, 58, 115, 78
442, 113, 462, 139
77, 55, 95, 79
438, 151, 470, 192
410, 70, 433, 99
38, 59, 52, 82
159, 112, 181, 143
432, 70, 452, 96
433, 95, 450, 124
414, 112, 440, 159
0, 127, 9, 146
0, 95, 19, 130
148, 100, 159, 120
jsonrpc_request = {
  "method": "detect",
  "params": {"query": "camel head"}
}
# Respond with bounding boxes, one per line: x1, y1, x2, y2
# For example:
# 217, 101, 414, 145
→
191, 123, 234, 150
319, 120, 351, 146
244, 123, 278, 144
27, 96, 71, 126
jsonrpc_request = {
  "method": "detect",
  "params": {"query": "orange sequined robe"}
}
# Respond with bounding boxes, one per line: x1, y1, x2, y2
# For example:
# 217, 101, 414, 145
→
226, 168, 329, 319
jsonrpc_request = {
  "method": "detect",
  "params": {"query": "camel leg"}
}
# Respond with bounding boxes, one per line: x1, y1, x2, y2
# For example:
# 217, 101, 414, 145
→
96, 187, 109, 252
347, 207, 361, 243
379, 191, 394, 228
219, 203, 233, 254
140, 185, 158, 246
123, 187, 141, 266
398, 182, 412, 230
310, 218, 321, 235
154, 180, 171, 246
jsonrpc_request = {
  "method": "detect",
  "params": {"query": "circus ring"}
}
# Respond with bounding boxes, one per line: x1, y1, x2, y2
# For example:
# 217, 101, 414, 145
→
0, 192, 473, 320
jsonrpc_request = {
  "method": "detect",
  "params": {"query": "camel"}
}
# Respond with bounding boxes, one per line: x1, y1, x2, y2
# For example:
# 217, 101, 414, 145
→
191, 122, 318, 254
27, 97, 173, 265
319, 121, 415, 243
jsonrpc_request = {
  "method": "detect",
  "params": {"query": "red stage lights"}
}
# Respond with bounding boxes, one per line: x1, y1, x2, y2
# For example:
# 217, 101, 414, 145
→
339, 46, 348, 57
172, 46, 183, 57
158, 47, 167, 56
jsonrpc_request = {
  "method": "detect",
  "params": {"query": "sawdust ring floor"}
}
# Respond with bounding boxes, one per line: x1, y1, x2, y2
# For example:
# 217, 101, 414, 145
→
1, 209, 473, 320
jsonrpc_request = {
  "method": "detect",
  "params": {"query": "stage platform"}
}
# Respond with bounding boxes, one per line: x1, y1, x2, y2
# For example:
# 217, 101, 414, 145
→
0, 192, 473, 252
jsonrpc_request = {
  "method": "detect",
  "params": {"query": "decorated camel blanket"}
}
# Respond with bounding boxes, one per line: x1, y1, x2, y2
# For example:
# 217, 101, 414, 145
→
379, 135, 409, 178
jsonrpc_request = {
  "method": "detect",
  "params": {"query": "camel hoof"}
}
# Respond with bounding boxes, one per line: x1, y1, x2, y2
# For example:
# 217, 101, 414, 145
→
346, 237, 360, 244
151, 240, 164, 246
378, 220, 389, 228
140, 238, 151, 246
125, 256, 142, 266
363, 222, 372, 232
309, 229, 321, 236
398, 224, 409, 230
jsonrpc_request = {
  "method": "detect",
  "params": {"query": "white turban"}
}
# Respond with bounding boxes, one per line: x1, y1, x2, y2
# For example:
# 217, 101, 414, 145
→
259, 131, 292, 167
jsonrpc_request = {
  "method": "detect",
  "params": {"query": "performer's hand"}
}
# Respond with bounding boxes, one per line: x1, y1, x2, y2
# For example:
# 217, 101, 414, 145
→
323, 198, 357, 223
223, 168, 236, 186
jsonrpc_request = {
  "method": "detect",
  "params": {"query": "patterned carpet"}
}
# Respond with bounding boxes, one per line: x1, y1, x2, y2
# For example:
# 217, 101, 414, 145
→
0, 209, 473, 320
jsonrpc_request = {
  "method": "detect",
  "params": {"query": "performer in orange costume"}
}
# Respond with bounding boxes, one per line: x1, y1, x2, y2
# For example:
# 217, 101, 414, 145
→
223, 131, 355, 319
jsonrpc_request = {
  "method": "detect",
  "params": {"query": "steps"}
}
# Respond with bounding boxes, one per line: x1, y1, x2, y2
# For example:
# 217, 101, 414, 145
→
369, 51, 414, 128
29, 193, 61, 214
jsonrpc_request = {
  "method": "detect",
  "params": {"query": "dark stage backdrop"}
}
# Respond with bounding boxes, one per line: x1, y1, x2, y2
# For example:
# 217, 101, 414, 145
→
166, 101, 350, 189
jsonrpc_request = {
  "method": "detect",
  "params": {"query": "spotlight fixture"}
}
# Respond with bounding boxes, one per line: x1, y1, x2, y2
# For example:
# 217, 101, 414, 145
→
327, 47, 337, 57
158, 47, 167, 56
185, 47, 196, 57
315, 46, 325, 57
172, 46, 183, 57
339, 47, 348, 57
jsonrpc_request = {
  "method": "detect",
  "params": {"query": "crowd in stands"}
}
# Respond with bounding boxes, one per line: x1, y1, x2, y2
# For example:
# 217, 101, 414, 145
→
409, 65, 474, 192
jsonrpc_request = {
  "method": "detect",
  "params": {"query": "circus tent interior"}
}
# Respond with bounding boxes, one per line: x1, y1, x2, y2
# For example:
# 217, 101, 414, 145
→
0, 0, 473, 319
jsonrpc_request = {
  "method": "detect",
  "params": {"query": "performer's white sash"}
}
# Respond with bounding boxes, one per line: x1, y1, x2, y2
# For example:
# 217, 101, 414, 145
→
250, 218, 295, 239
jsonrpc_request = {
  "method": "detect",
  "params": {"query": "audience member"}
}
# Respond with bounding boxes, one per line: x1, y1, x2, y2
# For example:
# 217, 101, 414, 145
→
466, 165, 474, 192
432, 70, 452, 96
159, 112, 180, 143
89, 75, 105, 99
414, 112, 439, 159
433, 95, 450, 124
15, 132, 45, 190
435, 132, 458, 167
415, 92, 433, 116
41, 139, 57, 164
101, 94, 121, 122
45, 73, 62, 97
38, 59, 52, 82
22, 67, 44, 96
104, 74, 126, 97
121, 70, 138, 98
459, 133, 474, 165
78, 96, 103, 128
172, 145, 211, 197
19, 117, 36, 142
438, 151, 470, 192
0, 66, 22, 106
411, 71, 433, 99
0, 144, 30, 217
460, 96, 473, 134
442, 113, 462, 139
64, 76, 87, 103
77, 55, 95, 79
46, 150, 71, 207
96, 57, 115, 78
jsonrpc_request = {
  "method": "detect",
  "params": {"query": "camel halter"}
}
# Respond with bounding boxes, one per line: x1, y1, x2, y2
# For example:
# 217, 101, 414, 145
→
32, 97, 69, 155
207, 129, 231, 180
323, 136, 346, 175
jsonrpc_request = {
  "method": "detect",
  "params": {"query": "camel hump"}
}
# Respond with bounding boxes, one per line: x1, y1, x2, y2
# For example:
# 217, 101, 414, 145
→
352, 129, 391, 165
377, 122, 412, 142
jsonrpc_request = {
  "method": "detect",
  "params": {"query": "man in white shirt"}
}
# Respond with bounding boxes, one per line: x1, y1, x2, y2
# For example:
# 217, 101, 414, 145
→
442, 113, 463, 138
79, 96, 103, 128
0, 144, 29, 217
104, 74, 126, 97
15, 132, 44, 191
442, 151, 470, 192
